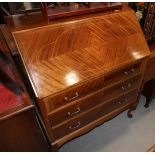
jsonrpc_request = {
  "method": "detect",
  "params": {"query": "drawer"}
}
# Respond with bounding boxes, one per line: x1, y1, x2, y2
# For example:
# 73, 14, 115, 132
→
52, 89, 138, 140
44, 62, 141, 112
48, 90, 103, 126
103, 62, 141, 86
44, 75, 105, 112
48, 74, 141, 126
102, 74, 141, 101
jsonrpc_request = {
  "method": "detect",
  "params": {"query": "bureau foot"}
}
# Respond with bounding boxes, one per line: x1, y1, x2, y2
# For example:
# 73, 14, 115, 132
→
127, 110, 133, 118
127, 107, 136, 118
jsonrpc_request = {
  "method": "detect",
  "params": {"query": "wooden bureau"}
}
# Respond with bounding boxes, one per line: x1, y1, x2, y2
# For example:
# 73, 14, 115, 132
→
13, 9, 150, 150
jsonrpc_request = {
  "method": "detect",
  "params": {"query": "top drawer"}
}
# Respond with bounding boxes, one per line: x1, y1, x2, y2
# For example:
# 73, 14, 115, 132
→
43, 62, 141, 112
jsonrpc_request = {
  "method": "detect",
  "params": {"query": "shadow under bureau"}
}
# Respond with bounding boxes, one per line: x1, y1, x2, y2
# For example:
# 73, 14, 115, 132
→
13, 9, 150, 150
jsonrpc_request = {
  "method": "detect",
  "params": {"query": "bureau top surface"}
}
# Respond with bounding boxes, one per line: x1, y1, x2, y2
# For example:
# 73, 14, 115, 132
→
13, 9, 150, 99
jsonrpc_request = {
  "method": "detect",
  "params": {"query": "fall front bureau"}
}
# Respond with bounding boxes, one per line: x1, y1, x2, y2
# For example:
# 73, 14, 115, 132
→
13, 9, 150, 150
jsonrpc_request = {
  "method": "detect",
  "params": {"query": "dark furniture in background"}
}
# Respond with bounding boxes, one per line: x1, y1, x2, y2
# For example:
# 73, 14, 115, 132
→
142, 40, 155, 109
0, 25, 50, 151
7, 2, 41, 15
129, 2, 155, 43
143, 79, 155, 108
1, 2, 123, 21
142, 3, 155, 43
0, 3, 5, 24
0, 110, 49, 151
41, 2, 123, 21
140, 4, 155, 108
129, 2, 155, 108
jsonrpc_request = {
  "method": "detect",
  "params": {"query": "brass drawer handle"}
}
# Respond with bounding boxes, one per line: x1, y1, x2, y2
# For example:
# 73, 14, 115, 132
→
121, 83, 132, 91
124, 68, 135, 76
67, 107, 81, 116
64, 92, 79, 102
118, 98, 128, 104
69, 122, 81, 130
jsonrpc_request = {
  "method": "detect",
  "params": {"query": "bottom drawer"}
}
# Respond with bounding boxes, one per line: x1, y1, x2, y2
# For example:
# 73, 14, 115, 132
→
52, 89, 138, 140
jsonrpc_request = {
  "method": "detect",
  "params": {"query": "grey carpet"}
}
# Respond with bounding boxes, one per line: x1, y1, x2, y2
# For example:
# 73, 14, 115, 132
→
60, 95, 155, 152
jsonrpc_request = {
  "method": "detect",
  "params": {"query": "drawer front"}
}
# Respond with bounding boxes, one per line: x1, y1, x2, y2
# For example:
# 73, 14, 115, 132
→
102, 74, 141, 101
103, 62, 141, 86
44, 76, 105, 112
48, 74, 141, 126
44, 62, 141, 112
48, 90, 103, 126
52, 89, 138, 140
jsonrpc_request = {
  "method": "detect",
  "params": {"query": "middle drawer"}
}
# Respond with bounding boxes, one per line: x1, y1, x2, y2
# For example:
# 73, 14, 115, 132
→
48, 74, 141, 127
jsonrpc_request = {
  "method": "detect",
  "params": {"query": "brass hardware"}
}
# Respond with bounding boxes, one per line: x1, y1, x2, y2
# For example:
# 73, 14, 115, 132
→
69, 122, 81, 130
64, 92, 79, 101
67, 107, 81, 116
131, 68, 135, 73
124, 68, 135, 76
118, 98, 128, 104
121, 83, 132, 90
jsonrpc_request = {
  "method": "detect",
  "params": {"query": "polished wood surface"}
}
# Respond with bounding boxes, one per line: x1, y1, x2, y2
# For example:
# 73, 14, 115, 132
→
47, 73, 141, 126
11, 9, 150, 150
49, 74, 141, 127
13, 9, 150, 99
44, 62, 141, 111
53, 99, 138, 148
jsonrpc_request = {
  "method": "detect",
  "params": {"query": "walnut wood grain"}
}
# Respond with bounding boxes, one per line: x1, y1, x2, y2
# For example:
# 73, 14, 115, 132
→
47, 74, 141, 115
48, 90, 103, 127
13, 9, 150, 99
12, 9, 150, 150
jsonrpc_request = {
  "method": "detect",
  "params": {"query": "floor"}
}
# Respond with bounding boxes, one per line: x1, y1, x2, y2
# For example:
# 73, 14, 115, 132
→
60, 95, 155, 152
